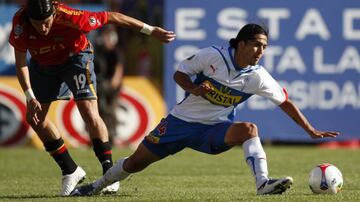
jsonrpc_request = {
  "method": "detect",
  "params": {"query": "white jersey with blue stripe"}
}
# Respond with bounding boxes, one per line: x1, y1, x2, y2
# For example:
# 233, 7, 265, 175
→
170, 45, 287, 125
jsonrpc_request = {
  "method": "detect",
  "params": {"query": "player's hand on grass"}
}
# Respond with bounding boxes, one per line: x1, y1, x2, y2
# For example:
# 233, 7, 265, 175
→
151, 27, 176, 43
26, 99, 43, 125
308, 129, 340, 139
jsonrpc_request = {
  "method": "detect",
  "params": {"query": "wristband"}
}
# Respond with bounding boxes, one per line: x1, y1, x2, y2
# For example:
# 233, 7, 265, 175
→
140, 23, 154, 35
25, 89, 36, 102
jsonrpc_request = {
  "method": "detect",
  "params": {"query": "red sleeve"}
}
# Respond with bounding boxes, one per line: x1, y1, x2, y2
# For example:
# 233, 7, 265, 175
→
8, 8, 28, 52
57, 4, 108, 33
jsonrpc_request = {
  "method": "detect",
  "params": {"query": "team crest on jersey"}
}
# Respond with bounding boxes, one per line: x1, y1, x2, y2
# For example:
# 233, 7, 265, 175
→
89, 16, 97, 26
203, 80, 242, 107
14, 24, 23, 38
145, 132, 160, 143
156, 119, 168, 136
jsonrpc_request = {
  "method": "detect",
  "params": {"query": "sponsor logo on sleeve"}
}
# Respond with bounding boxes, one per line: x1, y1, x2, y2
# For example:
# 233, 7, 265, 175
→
89, 16, 97, 26
14, 24, 23, 39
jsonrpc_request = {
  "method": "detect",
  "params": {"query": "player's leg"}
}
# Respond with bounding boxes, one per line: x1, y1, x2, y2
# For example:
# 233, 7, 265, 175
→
224, 122, 292, 195
88, 143, 161, 195
75, 99, 113, 172
62, 46, 117, 193
71, 141, 163, 196
75, 99, 119, 193
27, 102, 86, 196
224, 122, 268, 186
27, 60, 85, 196
71, 115, 187, 196
27, 102, 76, 173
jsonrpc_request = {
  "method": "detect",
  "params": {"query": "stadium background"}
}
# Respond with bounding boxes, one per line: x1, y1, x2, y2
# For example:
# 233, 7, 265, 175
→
0, 0, 359, 148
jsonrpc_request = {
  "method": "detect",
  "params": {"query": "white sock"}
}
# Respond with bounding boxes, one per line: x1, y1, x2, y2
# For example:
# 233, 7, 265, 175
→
94, 157, 130, 191
242, 137, 268, 189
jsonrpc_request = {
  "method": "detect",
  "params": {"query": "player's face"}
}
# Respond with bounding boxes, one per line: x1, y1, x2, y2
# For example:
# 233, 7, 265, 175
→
239, 34, 268, 66
30, 14, 54, 35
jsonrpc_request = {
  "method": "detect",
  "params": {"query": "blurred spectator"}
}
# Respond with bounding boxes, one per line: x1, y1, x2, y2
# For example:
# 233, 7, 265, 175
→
93, 25, 125, 142
62, 0, 103, 4
115, 0, 165, 90
2, 0, 26, 4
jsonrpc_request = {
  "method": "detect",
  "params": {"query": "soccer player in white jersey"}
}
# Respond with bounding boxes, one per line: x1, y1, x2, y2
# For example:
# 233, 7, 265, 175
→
71, 23, 339, 196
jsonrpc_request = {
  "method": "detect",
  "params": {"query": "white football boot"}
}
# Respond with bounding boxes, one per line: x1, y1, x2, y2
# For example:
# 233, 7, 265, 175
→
60, 166, 86, 196
101, 181, 120, 194
256, 176, 293, 195
70, 180, 119, 196
70, 182, 98, 196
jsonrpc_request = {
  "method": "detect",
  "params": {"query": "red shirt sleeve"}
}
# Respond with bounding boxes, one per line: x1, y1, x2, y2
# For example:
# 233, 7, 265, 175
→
9, 7, 28, 52
57, 4, 108, 33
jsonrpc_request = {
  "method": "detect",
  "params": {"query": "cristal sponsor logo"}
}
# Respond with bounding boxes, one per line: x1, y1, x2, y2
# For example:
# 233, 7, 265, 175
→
203, 80, 242, 107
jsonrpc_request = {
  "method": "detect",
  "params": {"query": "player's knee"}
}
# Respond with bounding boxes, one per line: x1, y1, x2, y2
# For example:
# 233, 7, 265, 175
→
243, 122, 258, 138
226, 122, 259, 145
232, 122, 258, 138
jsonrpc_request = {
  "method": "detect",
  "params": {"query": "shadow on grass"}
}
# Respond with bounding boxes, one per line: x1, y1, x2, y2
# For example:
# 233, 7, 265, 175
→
0, 194, 58, 200
0, 193, 133, 200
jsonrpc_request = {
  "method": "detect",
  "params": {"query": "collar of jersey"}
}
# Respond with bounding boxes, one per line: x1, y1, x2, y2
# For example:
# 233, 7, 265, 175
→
228, 47, 261, 79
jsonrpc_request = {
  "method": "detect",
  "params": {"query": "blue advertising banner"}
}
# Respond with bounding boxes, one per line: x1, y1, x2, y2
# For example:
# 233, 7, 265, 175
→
0, 5, 19, 74
164, 0, 360, 141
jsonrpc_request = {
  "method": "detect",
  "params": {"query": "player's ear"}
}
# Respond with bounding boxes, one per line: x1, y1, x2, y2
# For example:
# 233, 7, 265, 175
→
238, 41, 246, 48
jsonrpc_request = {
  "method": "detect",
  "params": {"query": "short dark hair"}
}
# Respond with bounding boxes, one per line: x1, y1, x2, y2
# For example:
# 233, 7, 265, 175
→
27, 0, 54, 20
229, 23, 268, 48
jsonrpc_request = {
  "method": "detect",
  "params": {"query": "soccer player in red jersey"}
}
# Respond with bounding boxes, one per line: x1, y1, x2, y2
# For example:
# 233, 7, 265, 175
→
9, 0, 175, 196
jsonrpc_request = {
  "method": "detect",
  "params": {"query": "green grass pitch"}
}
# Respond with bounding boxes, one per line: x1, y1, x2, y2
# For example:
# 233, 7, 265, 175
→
0, 145, 359, 201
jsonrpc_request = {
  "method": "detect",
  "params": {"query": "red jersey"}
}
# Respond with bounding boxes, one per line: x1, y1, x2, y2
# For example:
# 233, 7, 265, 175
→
9, 3, 108, 66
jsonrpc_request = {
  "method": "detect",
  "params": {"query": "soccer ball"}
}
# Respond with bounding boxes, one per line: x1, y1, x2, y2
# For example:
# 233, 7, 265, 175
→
309, 163, 343, 194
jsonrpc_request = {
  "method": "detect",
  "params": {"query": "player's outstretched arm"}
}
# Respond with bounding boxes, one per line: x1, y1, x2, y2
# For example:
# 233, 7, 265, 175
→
279, 99, 340, 139
107, 12, 175, 43
14, 50, 43, 125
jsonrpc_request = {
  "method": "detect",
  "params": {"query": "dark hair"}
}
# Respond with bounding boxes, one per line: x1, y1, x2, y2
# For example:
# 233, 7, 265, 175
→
27, 0, 54, 20
229, 23, 268, 48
